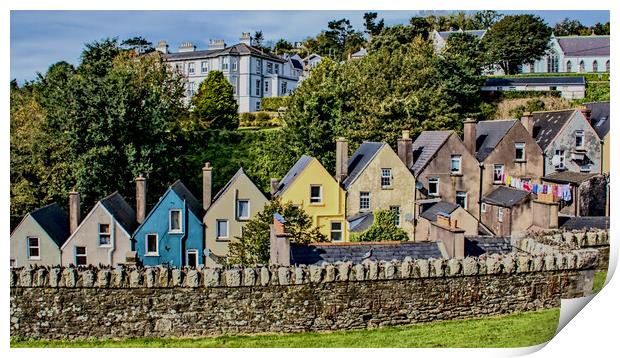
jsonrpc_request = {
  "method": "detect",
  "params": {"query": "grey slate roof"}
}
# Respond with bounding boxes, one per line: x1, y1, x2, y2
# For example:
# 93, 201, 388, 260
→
475, 120, 518, 161
411, 131, 452, 176
164, 42, 285, 63
557, 36, 610, 57
542, 172, 599, 185
437, 29, 487, 40
484, 77, 585, 87
420, 201, 459, 222
585, 101, 610, 138
482, 186, 531, 208
290, 242, 443, 265
291, 58, 303, 70
343, 142, 384, 189
532, 109, 575, 151
100, 192, 138, 234
274, 155, 313, 196
29, 203, 70, 248
170, 180, 204, 218
559, 216, 609, 230
347, 212, 374, 233
464, 236, 512, 256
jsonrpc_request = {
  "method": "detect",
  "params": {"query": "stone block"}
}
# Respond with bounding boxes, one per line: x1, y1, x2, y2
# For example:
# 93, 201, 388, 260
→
204, 268, 221, 287
129, 269, 142, 288
430, 259, 445, 277
145, 268, 156, 288
35, 268, 47, 287
294, 266, 304, 285
417, 259, 430, 278
565, 252, 577, 269
574, 232, 586, 246
171, 269, 183, 287
309, 265, 323, 283
19, 268, 33, 287
49, 267, 61, 288
82, 270, 95, 287
277, 267, 290, 285
225, 268, 242, 287
462, 257, 478, 276
10, 269, 17, 287
586, 232, 597, 246
186, 269, 200, 288
446, 259, 461, 276
324, 264, 336, 282
400, 260, 411, 279
544, 254, 556, 271
532, 255, 544, 271
366, 261, 379, 280
486, 255, 501, 274
97, 269, 111, 288
64, 267, 77, 288
112, 267, 125, 288
158, 267, 170, 287
260, 267, 270, 286
384, 261, 397, 279
516, 255, 531, 273
337, 263, 350, 282
502, 255, 516, 274
354, 264, 365, 281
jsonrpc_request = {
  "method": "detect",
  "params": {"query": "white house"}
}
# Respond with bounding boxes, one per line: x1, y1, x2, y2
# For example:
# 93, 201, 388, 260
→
431, 29, 487, 53
159, 33, 300, 113
481, 76, 586, 100
524, 35, 610, 74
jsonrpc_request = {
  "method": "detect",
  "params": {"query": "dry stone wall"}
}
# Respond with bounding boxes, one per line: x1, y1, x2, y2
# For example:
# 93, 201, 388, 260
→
11, 249, 599, 340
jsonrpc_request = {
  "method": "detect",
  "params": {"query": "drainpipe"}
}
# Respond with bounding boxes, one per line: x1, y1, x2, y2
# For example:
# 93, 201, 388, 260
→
412, 184, 417, 243
108, 218, 116, 266
180, 200, 188, 266
478, 163, 484, 221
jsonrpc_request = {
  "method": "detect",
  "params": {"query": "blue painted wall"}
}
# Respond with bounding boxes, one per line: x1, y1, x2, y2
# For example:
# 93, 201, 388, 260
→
133, 188, 204, 267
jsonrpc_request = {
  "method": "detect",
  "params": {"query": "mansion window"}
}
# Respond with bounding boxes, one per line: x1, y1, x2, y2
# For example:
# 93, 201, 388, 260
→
275, 64, 280, 74
232, 60, 238, 71
221, 57, 229, 71
27, 237, 40, 260
75, 246, 87, 266
310, 185, 322, 204
98, 224, 111, 246
456, 191, 467, 210
145, 234, 158, 255
450, 155, 462, 174
359, 192, 371, 210
566, 61, 572, 73
265, 80, 269, 94
256, 79, 261, 96
515, 142, 526, 161
493, 164, 504, 184
201, 61, 209, 73
281, 82, 288, 95
188, 62, 195, 75
267, 62, 273, 74
579, 61, 585, 73
255, 101, 260, 111
381, 168, 392, 188
428, 178, 439, 196
255, 59, 261, 74
169, 209, 182, 233
546, 50, 559, 73
593, 60, 599, 73
330, 221, 343, 242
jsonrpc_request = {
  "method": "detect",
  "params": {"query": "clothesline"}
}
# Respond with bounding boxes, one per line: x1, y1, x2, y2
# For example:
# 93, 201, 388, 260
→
499, 174, 572, 201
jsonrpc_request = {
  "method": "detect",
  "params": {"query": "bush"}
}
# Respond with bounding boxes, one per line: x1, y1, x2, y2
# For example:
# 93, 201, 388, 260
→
350, 210, 409, 242
239, 111, 281, 128
261, 97, 289, 112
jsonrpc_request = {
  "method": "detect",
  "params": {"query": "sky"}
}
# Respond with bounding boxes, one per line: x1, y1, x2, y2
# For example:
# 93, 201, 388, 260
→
10, 10, 610, 83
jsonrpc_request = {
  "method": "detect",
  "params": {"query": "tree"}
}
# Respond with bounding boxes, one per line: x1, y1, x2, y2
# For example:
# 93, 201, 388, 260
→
553, 18, 586, 36
121, 36, 154, 53
482, 15, 552, 74
228, 200, 327, 265
408, 16, 432, 39
363, 12, 385, 37
253, 30, 264, 47
369, 25, 422, 52
350, 210, 408, 242
190, 71, 239, 130
273, 39, 293, 55
473, 10, 503, 29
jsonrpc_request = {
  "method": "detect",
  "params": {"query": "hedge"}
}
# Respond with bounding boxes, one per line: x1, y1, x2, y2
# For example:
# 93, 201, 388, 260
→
482, 90, 562, 101
261, 96, 289, 112
239, 111, 281, 128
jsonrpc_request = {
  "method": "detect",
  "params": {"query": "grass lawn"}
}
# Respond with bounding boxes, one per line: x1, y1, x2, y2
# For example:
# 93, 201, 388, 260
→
593, 270, 608, 294
11, 308, 559, 348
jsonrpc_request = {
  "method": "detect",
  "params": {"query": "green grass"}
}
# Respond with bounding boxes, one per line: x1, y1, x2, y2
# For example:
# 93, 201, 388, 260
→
593, 270, 607, 294
11, 308, 559, 348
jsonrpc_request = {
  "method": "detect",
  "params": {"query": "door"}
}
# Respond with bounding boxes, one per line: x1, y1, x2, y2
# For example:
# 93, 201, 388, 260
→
186, 249, 198, 268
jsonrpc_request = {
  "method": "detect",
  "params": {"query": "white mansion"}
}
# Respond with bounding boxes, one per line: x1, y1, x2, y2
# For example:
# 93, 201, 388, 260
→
157, 33, 302, 113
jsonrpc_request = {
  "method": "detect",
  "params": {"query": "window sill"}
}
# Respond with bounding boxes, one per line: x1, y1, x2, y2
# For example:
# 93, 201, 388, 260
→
450, 173, 463, 177
28, 257, 41, 261
308, 203, 325, 207
514, 159, 527, 163
216, 237, 230, 242
168, 230, 184, 235
236, 217, 250, 222
144, 253, 160, 257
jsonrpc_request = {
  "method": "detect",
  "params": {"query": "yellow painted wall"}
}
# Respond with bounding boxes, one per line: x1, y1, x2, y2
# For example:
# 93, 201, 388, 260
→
603, 133, 610, 174
278, 157, 348, 241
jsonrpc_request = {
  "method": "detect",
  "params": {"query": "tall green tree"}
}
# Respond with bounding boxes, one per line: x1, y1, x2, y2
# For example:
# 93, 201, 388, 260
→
369, 25, 421, 52
553, 18, 586, 36
190, 70, 239, 130
363, 12, 385, 37
273, 38, 293, 55
482, 15, 552, 74
473, 10, 503, 29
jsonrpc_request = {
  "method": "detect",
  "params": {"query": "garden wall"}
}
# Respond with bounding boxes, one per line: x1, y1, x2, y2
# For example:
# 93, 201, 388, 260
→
11, 249, 599, 340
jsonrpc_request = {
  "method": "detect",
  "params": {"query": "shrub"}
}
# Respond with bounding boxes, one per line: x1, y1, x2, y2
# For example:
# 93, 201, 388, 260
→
350, 210, 409, 242
261, 97, 289, 112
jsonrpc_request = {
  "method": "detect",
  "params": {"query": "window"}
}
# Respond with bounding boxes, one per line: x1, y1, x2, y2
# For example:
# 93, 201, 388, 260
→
255, 101, 260, 111
359, 192, 371, 210
497, 208, 504, 223
232, 60, 237, 71
579, 61, 585, 73
575, 130, 585, 149
175, 63, 183, 72
310, 185, 322, 204
255, 79, 261, 96
75, 246, 87, 266
232, 82, 237, 95
169, 209, 182, 233
267, 62, 273, 74
428, 178, 439, 196
188, 62, 195, 75
275, 64, 280, 74
255, 59, 261, 74
450, 155, 462, 174
546, 50, 559, 73
515, 142, 526, 161
555, 150, 566, 169
27, 237, 40, 259
606, 60, 610, 72
330, 222, 343, 242
98, 224, 111, 246
580, 164, 591, 173
381, 168, 392, 188
481, 203, 487, 213
456, 191, 468, 210
237, 200, 250, 220
216, 219, 229, 239
186, 82, 196, 98
390, 206, 401, 227
264, 80, 269, 93
566, 61, 572, 73
201, 61, 209, 73
10, 259, 15, 267
281, 82, 287, 95
186, 249, 198, 268
145, 234, 158, 255
593, 60, 598, 73
493, 164, 504, 184
221, 57, 229, 70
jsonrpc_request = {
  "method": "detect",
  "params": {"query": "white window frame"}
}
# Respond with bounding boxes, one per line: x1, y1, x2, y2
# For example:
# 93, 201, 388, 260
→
216, 219, 229, 240
310, 185, 323, 204
221, 57, 229, 71
255, 101, 260, 111
330, 221, 343, 242
575, 130, 585, 150
390, 205, 401, 227
255, 79, 261, 96
27, 236, 40, 260
456, 191, 468, 210
237, 199, 251, 220
186, 249, 198, 268
497, 208, 504, 223
555, 149, 566, 170
75, 246, 87, 266
169, 209, 183, 233
267, 62, 273, 74
481, 203, 487, 213
381, 168, 392, 188
231, 59, 238, 71
428, 178, 439, 196
515, 142, 526, 161
188, 62, 195, 75
255, 59, 261, 74
145, 233, 159, 256
450, 155, 462, 174
201, 61, 209, 73
493, 164, 504, 184
275, 63, 280, 74
98, 223, 111, 247
281, 82, 287, 95
359, 192, 371, 211
264, 80, 269, 94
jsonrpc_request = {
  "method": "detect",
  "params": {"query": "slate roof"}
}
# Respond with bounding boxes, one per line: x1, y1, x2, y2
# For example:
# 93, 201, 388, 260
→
351, 47, 367, 57
482, 186, 531, 208
164, 42, 285, 63
475, 120, 518, 161
274, 155, 313, 196
542, 172, 599, 185
437, 29, 487, 40
484, 77, 585, 87
585, 101, 610, 138
557, 36, 610, 57
531, 109, 575, 151
347, 212, 374, 233
464, 236, 512, 256
290, 242, 443, 265
411, 131, 452, 176
559, 216, 609, 230
291, 58, 303, 70
170, 180, 204, 218
100, 192, 138, 234
419, 201, 459, 222
28, 203, 70, 248
343, 142, 384, 189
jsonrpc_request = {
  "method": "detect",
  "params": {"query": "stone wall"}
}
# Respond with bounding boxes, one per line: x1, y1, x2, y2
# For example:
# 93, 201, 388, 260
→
11, 249, 599, 340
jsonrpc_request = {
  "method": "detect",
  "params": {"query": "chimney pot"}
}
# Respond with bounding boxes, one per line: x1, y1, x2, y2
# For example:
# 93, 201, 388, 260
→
335, 137, 348, 182
202, 162, 213, 211
135, 175, 147, 224
69, 189, 80, 234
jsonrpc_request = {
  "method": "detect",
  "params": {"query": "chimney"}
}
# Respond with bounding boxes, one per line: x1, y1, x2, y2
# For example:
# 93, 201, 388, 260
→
208, 39, 226, 50
335, 137, 348, 182
270, 213, 291, 266
578, 105, 592, 124
155, 40, 169, 54
69, 189, 80, 234
178, 41, 196, 53
202, 162, 212, 211
521, 112, 534, 137
135, 174, 147, 224
240, 32, 252, 46
397, 130, 413, 168
270, 178, 280, 197
463, 118, 477, 155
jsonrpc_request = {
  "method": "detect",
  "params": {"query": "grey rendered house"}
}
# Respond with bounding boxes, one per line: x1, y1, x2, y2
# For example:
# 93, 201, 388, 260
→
10, 203, 70, 267
481, 186, 534, 236
61, 192, 137, 267
522, 109, 601, 175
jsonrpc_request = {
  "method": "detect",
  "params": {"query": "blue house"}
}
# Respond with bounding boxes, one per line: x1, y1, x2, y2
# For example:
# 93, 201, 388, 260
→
133, 180, 205, 267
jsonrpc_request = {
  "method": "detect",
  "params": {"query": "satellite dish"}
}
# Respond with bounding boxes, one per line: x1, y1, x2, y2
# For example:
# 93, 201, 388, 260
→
415, 181, 424, 190
203, 248, 210, 257
551, 155, 561, 166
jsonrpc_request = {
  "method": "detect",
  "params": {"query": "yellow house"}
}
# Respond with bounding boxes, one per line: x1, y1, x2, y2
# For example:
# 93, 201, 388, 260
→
273, 155, 348, 242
